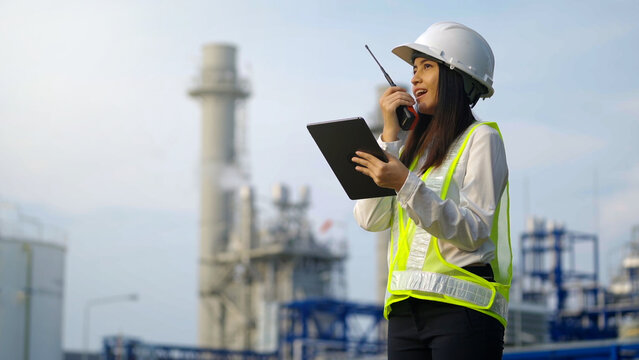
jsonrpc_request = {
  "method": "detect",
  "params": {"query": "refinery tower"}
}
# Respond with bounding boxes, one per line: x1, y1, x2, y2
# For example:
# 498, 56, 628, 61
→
188, 44, 346, 351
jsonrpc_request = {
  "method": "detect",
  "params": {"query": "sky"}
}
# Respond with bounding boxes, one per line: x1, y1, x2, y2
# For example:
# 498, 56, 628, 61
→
1, 0, 639, 352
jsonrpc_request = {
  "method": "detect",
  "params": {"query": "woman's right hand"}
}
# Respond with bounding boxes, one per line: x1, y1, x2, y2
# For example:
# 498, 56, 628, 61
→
379, 86, 415, 142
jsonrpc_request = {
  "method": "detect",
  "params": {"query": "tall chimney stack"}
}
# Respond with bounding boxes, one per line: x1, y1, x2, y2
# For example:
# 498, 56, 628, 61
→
189, 43, 250, 347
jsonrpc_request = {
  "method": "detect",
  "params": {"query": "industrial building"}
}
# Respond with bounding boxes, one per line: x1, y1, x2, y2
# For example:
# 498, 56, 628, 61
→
5, 41, 639, 360
0, 203, 67, 360
187, 43, 359, 354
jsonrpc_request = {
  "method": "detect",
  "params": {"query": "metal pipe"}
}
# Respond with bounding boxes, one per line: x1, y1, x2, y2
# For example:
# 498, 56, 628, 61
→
22, 243, 32, 360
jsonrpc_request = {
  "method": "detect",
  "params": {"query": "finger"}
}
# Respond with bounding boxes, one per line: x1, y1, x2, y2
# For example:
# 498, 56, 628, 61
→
351, 156, 369, 166
381, 97, 415, 113
392, 86, 410, 94
383, 89, 413, 103
355, 166, 373, 179
355, 151, 380, 162
390, 98, 415, 108
383, 86, 406, 96
381, 87, 411, 106
391, 91, 416, 104
355, 150, 376, 161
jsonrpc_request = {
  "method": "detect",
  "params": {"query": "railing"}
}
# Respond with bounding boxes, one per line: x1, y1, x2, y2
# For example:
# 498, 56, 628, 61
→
0, 202, 67, 248
504, 339, 639, 359
103, 336, 278, 360
190, 69, 251, 96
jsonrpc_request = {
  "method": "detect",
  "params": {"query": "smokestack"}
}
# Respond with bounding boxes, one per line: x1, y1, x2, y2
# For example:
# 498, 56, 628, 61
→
189, 43, 250, 347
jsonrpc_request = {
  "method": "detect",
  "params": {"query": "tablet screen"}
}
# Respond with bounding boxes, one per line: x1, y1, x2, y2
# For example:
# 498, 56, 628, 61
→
307, 117, 396, 200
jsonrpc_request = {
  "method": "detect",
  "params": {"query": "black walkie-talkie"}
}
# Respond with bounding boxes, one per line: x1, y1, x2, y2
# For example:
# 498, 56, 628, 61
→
365, 45, 418, 130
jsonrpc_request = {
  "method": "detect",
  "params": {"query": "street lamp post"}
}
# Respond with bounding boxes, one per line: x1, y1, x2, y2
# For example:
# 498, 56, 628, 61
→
82, 293, 138, 360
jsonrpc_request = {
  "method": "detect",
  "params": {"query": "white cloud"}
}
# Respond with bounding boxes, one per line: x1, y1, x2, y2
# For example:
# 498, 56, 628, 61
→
499, 120, 606, 171
601, 164, 639, 241
595, 163, 639, 283
0, 76, 200, 213
616, 93, 639, 116
0, 3, 201, 214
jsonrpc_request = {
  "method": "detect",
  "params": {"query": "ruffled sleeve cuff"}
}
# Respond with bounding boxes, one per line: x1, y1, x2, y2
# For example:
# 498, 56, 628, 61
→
397, 171, 423, 205
377, 134, 403, 158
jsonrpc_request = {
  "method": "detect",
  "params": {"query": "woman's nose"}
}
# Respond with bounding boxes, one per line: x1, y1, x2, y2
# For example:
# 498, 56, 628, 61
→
411, 73, 420, 86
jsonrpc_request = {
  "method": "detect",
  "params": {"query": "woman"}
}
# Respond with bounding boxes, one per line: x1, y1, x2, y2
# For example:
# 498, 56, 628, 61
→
352, 22, 511, 360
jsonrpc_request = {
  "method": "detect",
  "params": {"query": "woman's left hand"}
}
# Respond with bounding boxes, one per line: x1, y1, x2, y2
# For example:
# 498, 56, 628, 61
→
352, 151, 409, 192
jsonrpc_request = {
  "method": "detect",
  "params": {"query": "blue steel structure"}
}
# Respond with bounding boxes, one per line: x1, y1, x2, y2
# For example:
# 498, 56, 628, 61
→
521, 222, 608, 341
103, 336, 278, 360
503, 339, 639, 360
101, 222, 639, 360
521, 222, 639, 342
279, 298, 385, 359
102, 298, 385, 360
521, 224, 599, 309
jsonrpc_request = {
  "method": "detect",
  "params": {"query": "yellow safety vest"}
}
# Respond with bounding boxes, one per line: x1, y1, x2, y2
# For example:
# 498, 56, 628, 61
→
385, 121, 512, 327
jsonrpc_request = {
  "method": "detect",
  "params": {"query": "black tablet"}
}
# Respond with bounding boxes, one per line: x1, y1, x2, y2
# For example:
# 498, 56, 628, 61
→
307, 117, 396, 200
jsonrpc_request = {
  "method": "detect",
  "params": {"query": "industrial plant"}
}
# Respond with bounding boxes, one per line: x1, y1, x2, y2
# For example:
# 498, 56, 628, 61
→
3, 42, 639, 360
103, 43, 639, 359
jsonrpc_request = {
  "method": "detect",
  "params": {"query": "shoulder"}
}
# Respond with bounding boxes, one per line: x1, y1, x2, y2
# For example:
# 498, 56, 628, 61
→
461, 122, 509, 183
464, 122, 508, 168
471, 122, 501, 137
467, 122, 504, 147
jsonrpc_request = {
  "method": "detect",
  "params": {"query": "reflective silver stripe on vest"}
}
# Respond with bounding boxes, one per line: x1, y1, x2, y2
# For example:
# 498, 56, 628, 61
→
401, 122, 479, 271
406, 228, 431, 270
391, 270, 508, 319
391, 198, 400, 267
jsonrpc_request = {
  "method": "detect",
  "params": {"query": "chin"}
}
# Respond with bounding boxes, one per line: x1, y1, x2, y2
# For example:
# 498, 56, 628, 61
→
418, 104, 435, 115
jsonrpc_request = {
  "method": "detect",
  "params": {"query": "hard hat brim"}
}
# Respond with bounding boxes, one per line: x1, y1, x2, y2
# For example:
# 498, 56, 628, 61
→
392, 43, 495, 98
392, 43, 444, 66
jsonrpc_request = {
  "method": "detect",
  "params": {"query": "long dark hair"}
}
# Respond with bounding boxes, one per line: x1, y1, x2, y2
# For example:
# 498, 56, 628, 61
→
399, 63, 475, 174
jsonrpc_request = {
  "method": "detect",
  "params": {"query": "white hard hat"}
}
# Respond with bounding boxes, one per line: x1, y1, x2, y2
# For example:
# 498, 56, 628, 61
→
392, 22, 495, 99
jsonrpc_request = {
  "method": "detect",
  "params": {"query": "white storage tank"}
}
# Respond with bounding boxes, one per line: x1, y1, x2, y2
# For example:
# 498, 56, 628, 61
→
0, 207, 66, 360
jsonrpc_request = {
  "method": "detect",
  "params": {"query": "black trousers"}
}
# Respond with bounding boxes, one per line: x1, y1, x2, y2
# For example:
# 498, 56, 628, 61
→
388, 298, 505, 359
388, 265, 505, 360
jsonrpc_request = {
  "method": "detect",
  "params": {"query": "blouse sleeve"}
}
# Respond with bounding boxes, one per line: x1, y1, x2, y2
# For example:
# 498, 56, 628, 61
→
396, 126, 508, 251
352, 134, 404, 232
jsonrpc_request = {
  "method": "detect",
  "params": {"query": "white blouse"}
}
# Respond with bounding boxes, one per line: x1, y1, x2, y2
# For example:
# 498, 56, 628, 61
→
353, 124, 509, 267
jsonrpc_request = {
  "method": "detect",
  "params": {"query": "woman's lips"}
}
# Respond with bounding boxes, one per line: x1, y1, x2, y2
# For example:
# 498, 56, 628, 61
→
414, 89, 427, 100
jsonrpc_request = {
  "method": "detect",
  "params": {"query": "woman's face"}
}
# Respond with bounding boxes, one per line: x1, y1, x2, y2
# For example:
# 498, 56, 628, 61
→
411, 57, 439, 115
